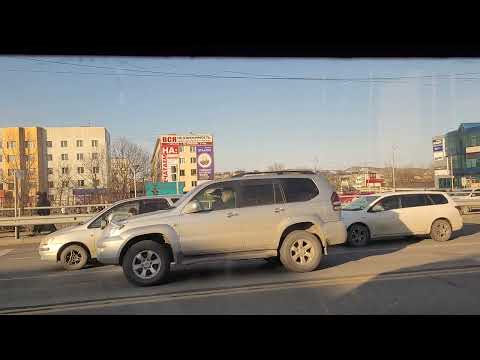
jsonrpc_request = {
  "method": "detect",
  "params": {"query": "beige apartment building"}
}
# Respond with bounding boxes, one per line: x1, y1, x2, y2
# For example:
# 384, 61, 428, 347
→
0, 127, 48, 206
152, 134, 214, 192
46, 127, 111, 203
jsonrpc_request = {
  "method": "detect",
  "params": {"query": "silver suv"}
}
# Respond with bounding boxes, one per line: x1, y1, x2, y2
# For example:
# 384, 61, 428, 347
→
96, 171, 347, 286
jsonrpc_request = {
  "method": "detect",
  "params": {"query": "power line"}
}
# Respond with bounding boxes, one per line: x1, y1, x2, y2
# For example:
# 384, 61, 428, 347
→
8, 56, 480, 81
5, 56, 480, 82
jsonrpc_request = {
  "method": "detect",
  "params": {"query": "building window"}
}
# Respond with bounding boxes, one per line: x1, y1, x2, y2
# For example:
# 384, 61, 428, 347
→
47, 154, 53, 161
8, 155, 16, 163
191, 181, 197, 187
191, 169, 197, 176
77, 167, 84, 174
179, 158, 185, 164
78, 180, 85, 187
61, 167, 69, 175
0, 183, 3, 190
62, 181, 69, 188
76, 140, 83, 147
26, 155, 34, 162
172, 174, 177, 181
190, 146, 195, 152
180, 169, 185, 176
7, 141, 16, 149
61, 154, 68, 161
61, 141, 68, 148
8, 183, 14, 190
8, 169, 14, 176
190, 157, 196, 164
92, 153, 99, 160
77, 153, 84, 161
48, 168, 53, 175
171, 166, 177, 174
0, 155, 2, 162
92, 140, 98, 147
93, 179, 100, 187
93, 167, 99, 174
179, 146, 184, 153
25, 141, 34, 149
47, 141, 52, 148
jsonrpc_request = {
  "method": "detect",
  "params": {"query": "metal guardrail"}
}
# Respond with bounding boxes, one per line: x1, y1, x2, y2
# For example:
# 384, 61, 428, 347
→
0, 214, 94, 227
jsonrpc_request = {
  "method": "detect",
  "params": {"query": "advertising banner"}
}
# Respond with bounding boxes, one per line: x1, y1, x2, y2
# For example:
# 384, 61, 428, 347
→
433, 145, 443, 152
466, 146, 480, 154
433, 152, 444, 161
196, 145, 214, 180
161, 143, 179, 182
177, 134, 213, 145
146, 182, 184, 196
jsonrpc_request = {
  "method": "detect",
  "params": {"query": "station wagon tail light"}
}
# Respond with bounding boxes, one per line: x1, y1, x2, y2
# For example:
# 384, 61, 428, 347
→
331, 192, 342, 211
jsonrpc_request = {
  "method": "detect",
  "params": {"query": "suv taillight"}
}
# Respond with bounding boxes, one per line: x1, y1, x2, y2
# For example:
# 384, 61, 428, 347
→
331, 192, 341, 211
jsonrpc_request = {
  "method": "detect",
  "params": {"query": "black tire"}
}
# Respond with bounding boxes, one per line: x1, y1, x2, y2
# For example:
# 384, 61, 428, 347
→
264, 256, 281, 266
279, 230, 323, 273
60, 244, 89, 271
122, 240, 170, 286
430, 219, 452, 242
347, 224, 370, 247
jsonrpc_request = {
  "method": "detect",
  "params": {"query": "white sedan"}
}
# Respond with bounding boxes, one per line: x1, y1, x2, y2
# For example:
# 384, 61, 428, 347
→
38, 196, 181, 270
341, 191, 463, 246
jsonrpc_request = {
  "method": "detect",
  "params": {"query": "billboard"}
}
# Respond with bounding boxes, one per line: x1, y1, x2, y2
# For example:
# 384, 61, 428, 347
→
161, 142, 179, 182
196, 145, 214, 180
146, 182, 185, 196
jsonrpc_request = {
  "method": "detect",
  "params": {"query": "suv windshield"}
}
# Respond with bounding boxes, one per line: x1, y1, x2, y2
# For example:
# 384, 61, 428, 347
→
343, 195, 380, 211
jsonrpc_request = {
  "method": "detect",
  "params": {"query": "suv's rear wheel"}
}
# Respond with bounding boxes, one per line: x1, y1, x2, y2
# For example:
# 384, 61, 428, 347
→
122, 240, 170, 286
430, 219, 452, 242
279, 231, 323, 272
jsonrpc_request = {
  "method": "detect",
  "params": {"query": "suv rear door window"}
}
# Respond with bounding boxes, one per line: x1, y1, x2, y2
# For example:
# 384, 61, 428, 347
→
281, 178, 319, 203
428, 194, 449, 205
400, 194, 430, 208
140, 198, 171, 214
238, 181, 275, 207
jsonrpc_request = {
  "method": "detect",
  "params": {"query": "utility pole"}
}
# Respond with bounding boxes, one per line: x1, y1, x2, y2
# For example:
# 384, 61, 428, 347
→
450, 156, 454, 191
392, 145, 396, 192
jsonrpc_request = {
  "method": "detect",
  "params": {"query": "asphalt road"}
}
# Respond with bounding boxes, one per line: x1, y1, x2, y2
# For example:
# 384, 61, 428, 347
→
2, 216, 480, 314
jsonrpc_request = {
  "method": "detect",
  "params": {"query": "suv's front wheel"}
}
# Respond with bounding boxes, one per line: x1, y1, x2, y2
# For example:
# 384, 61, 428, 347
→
122, 240, 170, 286
279, 231, 323, 272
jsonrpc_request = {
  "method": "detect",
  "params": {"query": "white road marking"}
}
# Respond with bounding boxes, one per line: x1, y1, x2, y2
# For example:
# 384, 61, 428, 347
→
0, 249, 14, 257
0, 266, 119, 281
3, 265, 480, 315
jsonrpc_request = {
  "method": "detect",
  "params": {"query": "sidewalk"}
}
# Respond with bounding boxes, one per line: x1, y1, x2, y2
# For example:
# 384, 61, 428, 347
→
0, 233, 45, 247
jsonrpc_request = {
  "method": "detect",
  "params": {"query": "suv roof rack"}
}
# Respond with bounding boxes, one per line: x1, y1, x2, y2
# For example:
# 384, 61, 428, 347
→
231, 170, 316, 178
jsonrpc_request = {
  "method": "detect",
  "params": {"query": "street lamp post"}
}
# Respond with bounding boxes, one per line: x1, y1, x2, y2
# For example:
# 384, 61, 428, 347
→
392, 146, 397, 192
130, 166, 137, 198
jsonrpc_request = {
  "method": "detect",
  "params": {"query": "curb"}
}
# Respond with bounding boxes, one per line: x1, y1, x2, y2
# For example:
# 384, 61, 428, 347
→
0, 236, 44, 247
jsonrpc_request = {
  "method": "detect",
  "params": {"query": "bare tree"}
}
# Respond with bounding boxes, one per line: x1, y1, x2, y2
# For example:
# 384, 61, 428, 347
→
80, 148, 107, 190
110, 138, 150, 200
1, 143, 39, 208
52, 163, 76, 206
266, 163, 286, 171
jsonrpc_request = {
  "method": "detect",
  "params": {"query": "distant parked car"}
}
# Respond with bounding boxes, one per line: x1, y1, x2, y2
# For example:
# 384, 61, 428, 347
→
38, 196, 180, 270
448, 189, 480, 214
342, 191, 463, 246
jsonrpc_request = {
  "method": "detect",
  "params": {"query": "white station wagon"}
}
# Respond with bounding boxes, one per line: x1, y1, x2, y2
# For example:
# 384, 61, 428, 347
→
341, 191, 463, 246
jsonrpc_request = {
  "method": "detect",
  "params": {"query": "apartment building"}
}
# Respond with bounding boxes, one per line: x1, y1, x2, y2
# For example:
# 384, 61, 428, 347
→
46, 127, 111, 202
0, 127, 48, 205
152, 134, 214, 192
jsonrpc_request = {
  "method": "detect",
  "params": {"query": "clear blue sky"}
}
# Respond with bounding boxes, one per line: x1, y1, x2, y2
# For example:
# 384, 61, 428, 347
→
1, 56, 479, 172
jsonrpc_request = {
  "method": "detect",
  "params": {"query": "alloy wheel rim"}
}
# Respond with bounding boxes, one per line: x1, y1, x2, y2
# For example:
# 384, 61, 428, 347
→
132, 250, 162, 279
290, 239, 314, 265
351, 227, 367, 244
66, 249, 83, 266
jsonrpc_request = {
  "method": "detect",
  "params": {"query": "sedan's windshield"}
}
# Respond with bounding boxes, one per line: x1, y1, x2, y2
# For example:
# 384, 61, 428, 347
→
343, 196, 380, 211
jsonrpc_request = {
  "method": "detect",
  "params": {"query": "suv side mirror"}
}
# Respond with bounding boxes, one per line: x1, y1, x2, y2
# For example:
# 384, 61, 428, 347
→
184, 200, 202, 214
369, 204, 384, 213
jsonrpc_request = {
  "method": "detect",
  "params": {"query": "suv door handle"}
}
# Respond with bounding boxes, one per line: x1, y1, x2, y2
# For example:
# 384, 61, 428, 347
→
274, 208, 285, 213
226, 212, 239, 218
